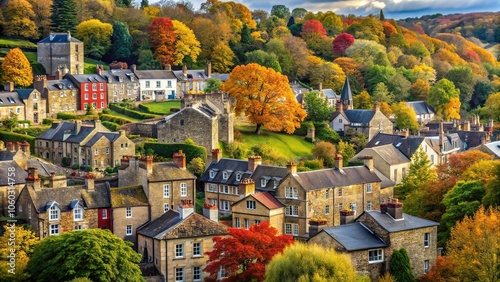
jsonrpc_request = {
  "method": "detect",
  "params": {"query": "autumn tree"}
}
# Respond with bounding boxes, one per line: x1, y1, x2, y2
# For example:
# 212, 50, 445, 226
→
372, 82, 394, 104
439, 98, 461, 121
301, 19, 327, 41
333, 33, 355, 56
245, 50, 282, 72
481, 92, 500, 122
204, 222, 293, 282
282, 34, 313, 79
211, 42, 235, 73
447, 206, 500, 282
4, 0, 38, 39
396, 147, 436, 201
391, 102, 419, 133
303, 90, 334, 122
204, 78, 222, 93
318, 11, 343, 36
26, 229, 143, 282
445, 66, 476, 110
270, 5, 290, 19
345, 39, 388, 66
148, 17, 176, 67
353, 90, 373, 110
389, 248, 415, 282
110, 21, 132, 62
265, 243, 357, 282
265, 39, 293, 75
0, 224, 39, 281
337, 140, 356, 166
51, 0, 78, 34
222, 63, 306, 135
483, 162, 500, 208
28, 0, 52, 38
76, 19, 113, 60
409, 78, 430, 101
2, 48, 33, 88
172, 20, 201, 66
418, 256, 458, 282
428, 78, 460, 119
309, 61, 346, 93
312, 141, 337, 168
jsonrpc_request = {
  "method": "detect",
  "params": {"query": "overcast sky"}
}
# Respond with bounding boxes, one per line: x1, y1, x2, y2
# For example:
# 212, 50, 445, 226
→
153, 0, 500, 19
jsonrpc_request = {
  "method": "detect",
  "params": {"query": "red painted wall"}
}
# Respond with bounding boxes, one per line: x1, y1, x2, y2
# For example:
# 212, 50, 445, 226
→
79, 82, 107, 110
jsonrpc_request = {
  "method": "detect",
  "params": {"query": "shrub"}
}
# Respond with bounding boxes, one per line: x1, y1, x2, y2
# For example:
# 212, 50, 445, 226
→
0, 131, 35, 153
86, 166, 93, 172
223, 141, 246, 159
102, 121, 120, 131
109, 104, 157, 119
170, 107, 180, 113
143, 142, 207, 163
314, 122, 341, 143
99, 114, 134, 125
57, 112, 76, 120
105, 167, 115, 174
42, 118, 57, 125
102, 108, 111, 114
18, 120, 31, 125
71, 164, 79, 170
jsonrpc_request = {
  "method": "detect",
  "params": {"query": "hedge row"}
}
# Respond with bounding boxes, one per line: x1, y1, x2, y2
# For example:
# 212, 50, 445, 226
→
102, 121, 121, 131
138, 104, 166, 115
109, 104, 157, 120
99, 114, 134, 125
0, 131, 35, 153
144, 142, 207, 162
57, 112, 76, 120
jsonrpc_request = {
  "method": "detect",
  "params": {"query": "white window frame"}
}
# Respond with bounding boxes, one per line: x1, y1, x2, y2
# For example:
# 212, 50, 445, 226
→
285, 187, 298, 199
339, 203, 343, 211
163, 184, 170, 198
193, 242, 202, 257
193, 266, 202, 281
74, 205, 83, 221
175, 244, 184, 258
50, 224, 59, 235
424, 260, 429, 274
424, 232, 430, 248
246, 200, 256, 210
49, 205, 60, 220
175, 267, 184, 282
126, 225, 132, 236
164, 203, 169, 212
244, 218, 249, 229
235, 217, 240, 228
180, 183, 187, 197
209, 170, 215, 178
220, 201, 230, 211
367, 201, 372, 210
126, 207, 132, 218
261, 179, 267, 187
368, 249, 383, 263
222, 171, 228, 179
366, 183, 372, 193
102, 209, 108, 219
338, 188, 343, 197
325, 205, 330, 215
285, 205, 298, 216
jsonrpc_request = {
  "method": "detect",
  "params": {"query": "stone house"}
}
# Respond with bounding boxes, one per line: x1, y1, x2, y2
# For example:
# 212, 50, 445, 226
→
137, 200, 228, 281
65, 73, 108, 111
37, 32, 84, 77
117, 152, 196, 222
231, 189, 285, 233
35, 120, 135, 169
16, 169, 111, 239
157, 92, 234, 157
308, 200, 439, 280
110, 185, 149, 247
33, 74, 78, 118
98, 67, 140, 103
0, 82, 49, 124
0, 89, 25, 121
132, 66, 177, 101
405, 101, 435, 124
172, 62, 212, 95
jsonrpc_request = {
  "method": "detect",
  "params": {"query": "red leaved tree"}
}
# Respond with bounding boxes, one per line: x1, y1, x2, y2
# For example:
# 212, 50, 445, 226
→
333, 32, 355, 56
148, 17, 176, 67
301, 19, 327, 40
204, 222, 293, 282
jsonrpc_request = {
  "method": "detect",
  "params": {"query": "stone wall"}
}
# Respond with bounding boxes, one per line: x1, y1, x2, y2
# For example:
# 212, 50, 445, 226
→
46, 88, 77, 118
112, 205, 149, 249
122, 122, 157, 138
148, 179, 196, 222
37, 40, 84, 76
368, 111, 394, 140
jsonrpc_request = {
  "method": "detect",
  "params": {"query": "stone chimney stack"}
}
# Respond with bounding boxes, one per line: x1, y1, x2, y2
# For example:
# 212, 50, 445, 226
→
464, 120, 471, 131
373, 102, 380, 112
56, 68, 63, 80
205, 61, 212, 78
14, 142, 21, 152
309, 219, 327, 238
85, 173, 95, 191
26, 167, 41, 191
336, 102, 343, 112
247, 156, 262, 172
340, 210, 355, 225
33, 75, 48, 93
203, 202, 218, 223
212, 148, 222, 163
182, 64, 188, 75
49, 172, 67, 188
20, 141, 30, 157
387, 199, 403, 220
74, 120, 82, 135
6, 142, 14, 152
286, 162, 297, 175
318, 82, 322, 92
165, 64, 172, 71
334, 154, 343, 170
4, 82, 14, 92
173, 150, 186, 169
96, 65, 102, 75
130, 64, 137, 72
439, 121, 444, 152
138, 155, 153, 173
179, 200, 194, 219
239, 178, 255, 197
361, 156, 373, 171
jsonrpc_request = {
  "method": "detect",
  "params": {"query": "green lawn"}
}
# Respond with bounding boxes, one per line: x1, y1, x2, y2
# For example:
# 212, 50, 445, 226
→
0, 37, 37, 49
236, 125, 314, 160
84, 58, 109, 74
107, 109, 142, 122
23, 51, 46, 74
140, 101, 181, 114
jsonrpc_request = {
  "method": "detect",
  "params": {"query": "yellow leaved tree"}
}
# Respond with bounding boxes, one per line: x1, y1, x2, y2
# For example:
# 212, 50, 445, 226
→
0, 224, 39, 281
1, 48, 33, 88
172, 20, 201, 66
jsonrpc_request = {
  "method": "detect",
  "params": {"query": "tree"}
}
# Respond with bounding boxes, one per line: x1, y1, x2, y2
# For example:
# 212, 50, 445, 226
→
483, 162, 500, 208
312, 141, 337, 168
447, 207, 500, 282
110, 21, 132, 62
28, 0, 52, 38
204, 222, 293, 282
428, 78, 460, 116
389, 248, 415, 282
51, 0, 78, 34
270, 5, 290, 19
172, 20, 201, 66
445, 66, 476, 110
1, 48, 33, 88
204, 78, 222, 93
1, 113, 19, 132
379, 9, 385, 20
345, 39, 387, 66
439, 98, 461, 122
26, 229, 144, 282
4, 0, 38, 39
211, 42, 235, 73
187, 157, 205, 178
76, 19, 113, 60
137, 49, 161, 70
0, 224, 39, 281
303, 90, 334, 122
418, 256, 458, 282
301, 20, 327, 41
266, 39, 293, 75
337, 140, 356, 166
309, 61, 345, 93
245, 50, 282, 72
372, 82, 394, 104
148, 17, 176, 67
222, 63, 306, 135
391, 102, 419, 133
396, 147, 436, 200
353, 90, 373, 110
471, 80, 495, 109
333, 33, 355, 56
409, 79, 430, 101
318, 11, 343, 36
265, 243, 357, 282
482, 92, 500, 122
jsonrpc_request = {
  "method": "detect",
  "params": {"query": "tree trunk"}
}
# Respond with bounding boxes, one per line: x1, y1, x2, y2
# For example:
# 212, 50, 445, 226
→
255, 123, 262, 135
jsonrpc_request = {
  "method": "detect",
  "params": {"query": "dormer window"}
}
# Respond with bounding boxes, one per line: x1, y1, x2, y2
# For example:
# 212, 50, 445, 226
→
222, 171, 228, 180
209, 170, 216, 178
235, 173, 242, 181
74, 205, 83, 221
261, 179, 267, 187
49, 205, 60, 220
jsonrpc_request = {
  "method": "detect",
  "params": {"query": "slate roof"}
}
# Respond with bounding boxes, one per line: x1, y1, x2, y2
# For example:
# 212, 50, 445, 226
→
405, 101, 435, 115
421, 130, 486, 150
353, 145, 410, 166
173, 69, 208, 81
362, 210, 439, 232
252, 192, 284, 209
134, 70, 176, 80
211, 73, 229, 82
138, 210, 228, 239
46, 79, 77, 91
100, 69, 138, 83
161, 104, 218, 123
66, 74, 107, 83
199, 158, 251, 185
148, 162, 197, 182
36, 121, 102, 143
0, 92, 23, 107
340, 75, 353, 103
38, 33, 81, 43
26, 183, 111, 213
478, 141, 500, 158
320, 222, 389, 251
0, 162, 27, 186
0, 150, 16, 161
372, 169, 395, 189
321, 89, 338, 100
83, 132, 120, 147
110, 185, 148, 207
16, 89, 35, 100
366, 133, 427, 159
293, 166, 381, 191
344, 110, 375, 125
251, 165, 288, 191
27, 158, 67, 177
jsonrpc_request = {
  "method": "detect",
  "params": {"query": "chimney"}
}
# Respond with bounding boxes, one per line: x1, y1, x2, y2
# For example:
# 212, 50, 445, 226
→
361, 156, 373, 171
93, 119, 102, 130
118, 130, 126, 137
26, 167, 41, 191
212, 148, 222, 163
182, 64, 188, 75
74, 120, 82, 135
439, 121, 444, 152
49, 172, 67, 188
340, 210, 355, 225
380, 203, 387, 214
139, 155, 153, 173
130, 64, 137, 72
286, 162, 297, 175
6, 142, 14, 152
387, 199, 403, 220
165, 64, 172, 71
85, 173, 95, 191
4, 82, 14, 92
96, 65, 102, 75
309, 218, 327, 238
203, 202, 218, 223
373, 102, 380, 112
239, 178, 255, 197
173, 150, 186, 169
20, 141, 30, 157
56, 68, 63, 80
334, 154, 343, 170
179, 199, 194, 219
205, 61, 212, 78
33, 75, 48, 92
463, 120, 470, 131
14, 142, 21, 152
336, 102, 343, 112
318, 82, 322, 92
247, 156, 262, 172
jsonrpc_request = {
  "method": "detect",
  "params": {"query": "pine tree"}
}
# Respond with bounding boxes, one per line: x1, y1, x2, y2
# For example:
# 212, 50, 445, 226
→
50, 0, 78, 34
395, 147, 436, 200
380, 9, 385, 20
111, 21, 132, 61
390, 248, 415, 282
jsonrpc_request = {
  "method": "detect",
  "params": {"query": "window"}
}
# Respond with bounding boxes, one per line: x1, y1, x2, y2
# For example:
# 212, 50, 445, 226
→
75, 225, 83, 230
100, 83, 104, 90
350, 202, 357, 213
285, 187, 298, 198
246, 200, 256, 210
156, 81, 161, 88
180, 119, 184, 126
85, 93, 88, 100
175, 244, 184, 258
326, 190, 329, 199
367, 201, 372, 210
85, 84, 89, 91
207, 184, 217, 192
16, 107, 20, 113
394, 169, 398, 183
84, 103, 88, 109
368, 249, 383, 263
338, 188, 343, 197
105, 147, 109, 154
92, 83, 97, 91
102, 209, 107, 219
93, 93, 97, 99
193, 242, 202, 256
95, 148, 98, 155
74, 205, 83, 221
175, 267, 184, 282
163, 184, 170, 198
92, 102, 96, 108
164, 204, 169, 212
285, 223, 299, 236
220, 185, 230, 194
236, 173, 242, 181
180, 183, 187, 196
193, 266, 201, 281
261, 179, 267, 187
126, 207, 132, 218
49, 205, 59, 220
100, 102, 104, 108
50, 224, 59, 235
286, 205, 298, 216
325, 205, 330, 214
126, 225, 132, 235
168, 81, 172, 88
145, 81, 151, 88
100, 93, 104, 99
424, 233, 430, 248
221, 201, 230, 211
339, 119, 342, 123
218, 266, 226, 280
244, 218, 249, 229
381, 198, 385, 204
424, 260, 429, 274
209, 170, 215, 178
366, 183, 372, 193
28, 205, 31, 219
339, 203, 343, 211
235, 217, 240, 228
222, 171, 228, 179
255, 220, 261, 225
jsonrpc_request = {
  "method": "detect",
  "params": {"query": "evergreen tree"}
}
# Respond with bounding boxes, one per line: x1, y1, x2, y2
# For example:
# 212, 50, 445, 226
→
390, 248, 415, 282
240, 24, 253, 44
380, 9, 385, 20
140, 0, 148, 9
50, 0, 77, 34
395, 147, 435, 200
111, 21, 132, 61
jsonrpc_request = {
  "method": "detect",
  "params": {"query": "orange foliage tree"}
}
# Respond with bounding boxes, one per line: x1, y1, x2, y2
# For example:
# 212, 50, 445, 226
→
222, 63, 306, 135
418, 256, 458, 282
1, 48, 33, 87
204, 222, 293, 282
148, 17, 176, 67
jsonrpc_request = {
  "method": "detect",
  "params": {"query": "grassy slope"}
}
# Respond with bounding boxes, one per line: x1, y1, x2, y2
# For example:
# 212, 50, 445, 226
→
107, 109, 142, 122
0, 37, 36, 49
141, 101, 181, 114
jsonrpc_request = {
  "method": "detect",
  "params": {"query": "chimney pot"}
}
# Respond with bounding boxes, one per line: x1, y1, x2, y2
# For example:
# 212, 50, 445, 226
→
212, 148, 222, 163
287, 162, 297, 175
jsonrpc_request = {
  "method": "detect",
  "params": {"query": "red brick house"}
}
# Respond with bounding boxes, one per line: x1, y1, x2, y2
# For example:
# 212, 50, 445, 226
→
65, 74, 107, 111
